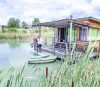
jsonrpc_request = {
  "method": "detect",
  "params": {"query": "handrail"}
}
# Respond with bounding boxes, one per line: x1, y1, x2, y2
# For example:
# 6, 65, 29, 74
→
41, 37, 100, 53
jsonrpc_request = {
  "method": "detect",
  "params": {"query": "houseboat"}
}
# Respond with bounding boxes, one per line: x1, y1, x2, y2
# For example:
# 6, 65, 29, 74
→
32, 16, 100, 59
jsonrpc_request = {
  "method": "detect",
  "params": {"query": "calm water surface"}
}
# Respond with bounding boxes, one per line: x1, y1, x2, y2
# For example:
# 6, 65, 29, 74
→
0, 40, 33, 69
0, 40, 62, 77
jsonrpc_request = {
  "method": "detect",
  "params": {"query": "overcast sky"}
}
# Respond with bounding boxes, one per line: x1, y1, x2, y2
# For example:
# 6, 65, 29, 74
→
0, 0, 100, 25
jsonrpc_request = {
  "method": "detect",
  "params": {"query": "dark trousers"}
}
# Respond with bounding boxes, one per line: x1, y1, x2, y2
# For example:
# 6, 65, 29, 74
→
37, 44, 42, 52
34, 39, 37, 50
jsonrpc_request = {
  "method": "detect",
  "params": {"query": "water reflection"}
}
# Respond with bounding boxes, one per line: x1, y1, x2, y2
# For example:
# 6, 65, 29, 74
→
7, 40, 21, 48
0, 40, 33, 69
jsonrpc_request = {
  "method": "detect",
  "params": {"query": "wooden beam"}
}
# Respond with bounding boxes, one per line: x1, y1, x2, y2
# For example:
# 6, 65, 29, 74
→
77, 26, 80, 41
39, 26, 41, 37
99, 41, 100, 53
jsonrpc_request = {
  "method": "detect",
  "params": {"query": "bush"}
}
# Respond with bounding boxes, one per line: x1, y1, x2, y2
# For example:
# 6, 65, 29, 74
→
7, 28, 17, 32
22, 29, 27, 33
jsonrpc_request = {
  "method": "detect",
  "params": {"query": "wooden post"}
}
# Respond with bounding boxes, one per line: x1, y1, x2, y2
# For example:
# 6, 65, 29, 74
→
99, 41, 100, 53
52, 37, 54, 45
53, 42, 55, 54
66, 43, 68, 57
39, 26, 41, 37
58, 28, 61, 42
45, 37, 47, 45
69, 15, 73, 43
46, 66, 48, 79
69, 15, 73, 52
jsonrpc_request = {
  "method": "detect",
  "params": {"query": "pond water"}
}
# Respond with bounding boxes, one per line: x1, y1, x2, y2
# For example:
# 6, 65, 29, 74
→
0, 40, 62, 77
0, 40, 33, 69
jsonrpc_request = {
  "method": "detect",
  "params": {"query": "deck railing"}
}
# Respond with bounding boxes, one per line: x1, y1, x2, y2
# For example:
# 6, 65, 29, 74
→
42, 37, 54, 45
42, 37, 100, 55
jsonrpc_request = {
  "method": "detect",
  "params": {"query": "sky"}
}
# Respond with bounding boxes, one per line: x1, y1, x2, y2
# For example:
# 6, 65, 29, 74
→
0, 0, 100, 25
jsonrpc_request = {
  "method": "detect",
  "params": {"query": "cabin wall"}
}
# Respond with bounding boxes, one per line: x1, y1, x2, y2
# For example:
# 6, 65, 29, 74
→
88, 28, 100, 40
76, 40, 100, 52
89, 20, 100, 29
79, 19, 100, 29
88, 20, 100, 40
79, 19, 100, 41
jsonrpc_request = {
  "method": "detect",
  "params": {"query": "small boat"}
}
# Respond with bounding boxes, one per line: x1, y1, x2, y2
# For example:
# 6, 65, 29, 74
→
28, 52, 57, 64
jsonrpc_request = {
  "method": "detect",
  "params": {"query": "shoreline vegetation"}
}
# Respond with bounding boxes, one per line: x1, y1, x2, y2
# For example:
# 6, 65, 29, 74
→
0, 44, 100, 87
0, 28, 32, 40
0, 28, 54, 40
1, 27, 100, 86
0, 17, 100, 86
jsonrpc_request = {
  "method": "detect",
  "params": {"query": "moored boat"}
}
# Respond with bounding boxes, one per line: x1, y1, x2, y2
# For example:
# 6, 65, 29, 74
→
28, 52, 57, 64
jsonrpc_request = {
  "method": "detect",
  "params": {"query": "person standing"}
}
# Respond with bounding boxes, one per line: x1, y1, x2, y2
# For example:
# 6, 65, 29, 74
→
37, 36, 42, 52
33, 31, 39, 50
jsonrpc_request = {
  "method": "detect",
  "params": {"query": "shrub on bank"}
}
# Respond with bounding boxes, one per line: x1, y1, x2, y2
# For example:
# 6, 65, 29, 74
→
22, 29, 27, 33
7, 28, 18, 32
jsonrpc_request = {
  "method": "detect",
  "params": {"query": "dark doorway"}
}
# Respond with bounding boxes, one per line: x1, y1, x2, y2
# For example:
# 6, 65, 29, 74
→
60, 28, 65, 42
58, 28, 67, 42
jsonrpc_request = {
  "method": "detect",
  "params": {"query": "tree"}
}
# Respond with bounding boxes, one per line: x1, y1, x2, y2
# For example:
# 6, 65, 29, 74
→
16, 19, 20, 28
7, 17, 20, 28
32, 18, 40, 25
21, 21, 28, 29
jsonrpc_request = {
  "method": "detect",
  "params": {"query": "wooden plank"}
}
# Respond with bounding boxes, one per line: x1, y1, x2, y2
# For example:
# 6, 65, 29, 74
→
39, 26, 41, 36
99, 41, 100, 53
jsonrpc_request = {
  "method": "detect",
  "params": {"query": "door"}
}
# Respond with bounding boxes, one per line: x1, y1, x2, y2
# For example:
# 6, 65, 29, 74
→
58, 28, 68, 42
60, 28, 65, 42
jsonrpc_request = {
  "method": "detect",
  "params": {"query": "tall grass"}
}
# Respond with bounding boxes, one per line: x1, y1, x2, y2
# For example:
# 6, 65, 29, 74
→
0, 29, 31, 40
0, 33, 32, 40
0, 42, 100, 87
0, 28, 54, 40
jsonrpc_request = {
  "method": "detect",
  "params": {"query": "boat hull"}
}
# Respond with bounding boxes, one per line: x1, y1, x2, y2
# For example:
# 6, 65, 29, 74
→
28, 52, 57, 64
28, 59, 56, 64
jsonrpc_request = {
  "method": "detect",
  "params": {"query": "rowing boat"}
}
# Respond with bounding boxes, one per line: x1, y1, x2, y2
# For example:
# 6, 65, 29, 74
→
28, 52, 57, 64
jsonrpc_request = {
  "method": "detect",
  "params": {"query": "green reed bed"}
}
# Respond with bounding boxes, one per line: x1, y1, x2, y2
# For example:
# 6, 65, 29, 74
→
0, 32, 31, 40
0, 28, 54, 40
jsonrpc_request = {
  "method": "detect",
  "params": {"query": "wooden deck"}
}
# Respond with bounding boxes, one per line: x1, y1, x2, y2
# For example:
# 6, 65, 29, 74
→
42, 44, 66, 59
41, 37, 100, 60
42, 44, 99, 60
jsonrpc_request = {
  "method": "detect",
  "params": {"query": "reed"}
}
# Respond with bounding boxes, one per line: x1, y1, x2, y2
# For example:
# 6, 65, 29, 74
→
0, 43, 100, 87
0, 32, 31, 40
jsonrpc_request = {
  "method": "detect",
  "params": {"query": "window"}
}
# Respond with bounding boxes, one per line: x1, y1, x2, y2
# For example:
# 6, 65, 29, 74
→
80, 27, 88, 41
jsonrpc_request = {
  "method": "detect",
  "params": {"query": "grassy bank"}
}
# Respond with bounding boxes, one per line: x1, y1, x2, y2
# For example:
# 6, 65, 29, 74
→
0, 28, 31, 40
0, 28, 54, 40
0, 33, 31, 39
0, 43, 100, 87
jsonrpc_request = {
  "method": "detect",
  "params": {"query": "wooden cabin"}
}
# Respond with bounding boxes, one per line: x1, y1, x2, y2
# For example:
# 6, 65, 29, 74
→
33, 16, 100, 59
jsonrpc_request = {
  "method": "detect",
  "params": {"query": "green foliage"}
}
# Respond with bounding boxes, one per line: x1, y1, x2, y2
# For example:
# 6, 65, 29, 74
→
22, 29, 27, 33
32, 18, 40, 25
21, 21, 28, 29
7, 28, 17, 32
7, 17, 20, 28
